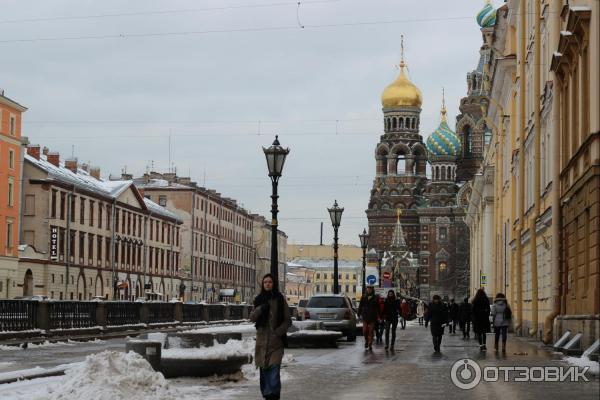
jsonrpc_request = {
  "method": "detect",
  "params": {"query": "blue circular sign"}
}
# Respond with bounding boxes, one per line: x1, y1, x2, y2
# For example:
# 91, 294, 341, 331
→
366, 275, 377, 285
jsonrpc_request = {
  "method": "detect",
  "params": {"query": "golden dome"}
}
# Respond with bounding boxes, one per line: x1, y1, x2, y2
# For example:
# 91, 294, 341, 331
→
381, 61, 423, 108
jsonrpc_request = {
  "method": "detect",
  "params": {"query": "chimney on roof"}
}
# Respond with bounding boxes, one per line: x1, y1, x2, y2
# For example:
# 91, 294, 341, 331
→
90, 166, 101, 180
42, 146, 49, 156
47, 152, 60, 167
81, 163, 89, 173
121, 173, 133, 180
178, 177, 191, 185
163, 172, 176, 182
27, 144, 41, 160
65, 158, 78, 174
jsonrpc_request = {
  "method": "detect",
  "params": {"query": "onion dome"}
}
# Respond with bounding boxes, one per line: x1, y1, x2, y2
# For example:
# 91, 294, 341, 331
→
381, 60, 423, 108
476, 0, 497, 28
426, 98, 461, 158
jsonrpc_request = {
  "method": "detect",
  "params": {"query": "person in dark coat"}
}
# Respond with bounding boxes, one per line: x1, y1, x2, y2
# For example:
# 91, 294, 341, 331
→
250, 273, 291, 400
490, 293, 512, 352
382, 290, 400, 350
448, 298, 459, 334
426, 295, 448, 353
458, 297, 472, 339
358, 285, 380, 350
375, 296, 385, 343
471, 288, 491, 350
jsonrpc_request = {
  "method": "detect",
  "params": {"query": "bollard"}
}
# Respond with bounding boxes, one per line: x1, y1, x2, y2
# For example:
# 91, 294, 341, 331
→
173, 303, 183, 323
125, 340, 162, 371
95, 302, 107, 329
35, 301, 50, 331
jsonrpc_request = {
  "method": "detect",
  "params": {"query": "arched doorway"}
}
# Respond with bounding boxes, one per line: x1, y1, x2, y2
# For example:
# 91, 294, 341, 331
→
94, 275, 104, 297
23, 269, 33, 296
76, 273, 86, 301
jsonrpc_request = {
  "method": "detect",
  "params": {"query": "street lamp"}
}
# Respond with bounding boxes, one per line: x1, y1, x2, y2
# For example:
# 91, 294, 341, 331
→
327, 200, 344, 294
377, 250, 384, 289
263, 135, 290, 290
358, 228, 369, 290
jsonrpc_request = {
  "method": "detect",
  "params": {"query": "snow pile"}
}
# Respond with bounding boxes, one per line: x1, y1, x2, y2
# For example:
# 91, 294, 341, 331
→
288, 330, 342, 336
162, 339, 254, 361
0, 344, 21, 351
564, 356, 599, 375
37, 351, 177, 400
188, 323, 256, 334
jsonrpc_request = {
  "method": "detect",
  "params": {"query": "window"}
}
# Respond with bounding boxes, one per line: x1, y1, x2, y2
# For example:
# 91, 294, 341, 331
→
8, 149, 15, 169
439, 227, 447, 240
51, 190, 57, 218
159, 196, 167, 206
5, 221, 13, 248
439, 262, 447, 272
7, 177, 14, 206
98, 204, 103, 229
24, 195, 35, 216
89, 201, 94, 226
10, 115, 16, 135
80, 198, 85, 224
70, 195, 76, 222
323, 273, 328, 280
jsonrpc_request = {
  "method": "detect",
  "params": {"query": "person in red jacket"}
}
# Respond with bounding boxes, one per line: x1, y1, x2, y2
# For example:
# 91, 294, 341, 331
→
375, 295, 385, 343
400, 299, 411, 329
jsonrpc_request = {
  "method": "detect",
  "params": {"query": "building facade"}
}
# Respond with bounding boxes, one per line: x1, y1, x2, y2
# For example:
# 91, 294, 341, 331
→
19, 146, 183, 301
466, 0, 599, 347
0, 92, 27, 299
284, 266, 315, 305
136, 172, 258, 303
253, 214, 288, 295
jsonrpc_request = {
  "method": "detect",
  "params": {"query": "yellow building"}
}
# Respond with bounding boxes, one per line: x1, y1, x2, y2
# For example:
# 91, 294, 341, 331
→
466, 0, 598, 347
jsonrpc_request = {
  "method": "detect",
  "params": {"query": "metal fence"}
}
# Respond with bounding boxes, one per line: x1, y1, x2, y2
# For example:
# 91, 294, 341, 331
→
207, 304, 225, 321
182, 304, 204, 322
48, 301, 97, 330
229, 305, 244, 320
146, 303, 174, 323
0, 300, 38, 332
106, 302, 141, 326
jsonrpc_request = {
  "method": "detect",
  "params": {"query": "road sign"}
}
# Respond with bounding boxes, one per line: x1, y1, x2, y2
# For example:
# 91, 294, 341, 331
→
366, 275, 377, 285
480, 274, 487, 285
383, 271, 391, 280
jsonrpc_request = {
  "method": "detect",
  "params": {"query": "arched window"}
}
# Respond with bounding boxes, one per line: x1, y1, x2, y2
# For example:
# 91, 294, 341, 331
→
411, 118, 416, 130
397, 154, 407, 174
399, 117, 404, 129
441, 166, 446, 181
463, 126, 472, 156
386, 118, 391, 131
392, 118, 397, 130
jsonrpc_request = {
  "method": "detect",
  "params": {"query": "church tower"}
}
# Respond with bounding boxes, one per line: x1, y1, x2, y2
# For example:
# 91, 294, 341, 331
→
367, 37, 428, 253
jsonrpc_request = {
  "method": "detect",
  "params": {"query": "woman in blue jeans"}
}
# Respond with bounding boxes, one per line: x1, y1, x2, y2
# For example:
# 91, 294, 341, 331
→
250, 274, 291, 400
490, 293, 512, 353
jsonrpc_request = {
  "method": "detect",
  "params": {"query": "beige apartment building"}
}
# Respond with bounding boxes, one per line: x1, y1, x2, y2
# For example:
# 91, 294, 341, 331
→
253, 214, 288, 295
18, 145, 183, 301
137, 172, 257, 303
466, 0, 598, 346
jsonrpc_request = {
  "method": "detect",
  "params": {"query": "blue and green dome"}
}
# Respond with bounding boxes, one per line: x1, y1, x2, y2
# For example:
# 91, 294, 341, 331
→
427, 117, 461, 158
476, 1, 497, 28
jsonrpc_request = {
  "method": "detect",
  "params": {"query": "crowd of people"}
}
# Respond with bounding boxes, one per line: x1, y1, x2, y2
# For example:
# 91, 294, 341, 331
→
357, 286, 513, 354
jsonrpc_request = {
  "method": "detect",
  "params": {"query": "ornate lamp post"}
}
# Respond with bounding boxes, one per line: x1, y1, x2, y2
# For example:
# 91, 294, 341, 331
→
377, 250, 384, 289
327, 200, 344, 294
263, 135, 290, 289
358, 228, 369, 290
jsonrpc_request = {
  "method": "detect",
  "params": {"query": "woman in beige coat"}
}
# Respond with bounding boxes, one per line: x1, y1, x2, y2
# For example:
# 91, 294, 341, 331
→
250, 273, 291, 400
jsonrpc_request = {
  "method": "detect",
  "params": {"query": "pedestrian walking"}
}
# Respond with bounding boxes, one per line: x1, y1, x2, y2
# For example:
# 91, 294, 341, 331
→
400, 299, 410, 329
490, 293, 512, 352
375, 296, 385, 343
426, 295, 449, 353
471, 288, 491, 351
382, 290, 400, 350
358, 285, 380, 350
250, 273, 292, 400
424, 302, 430, 328
416, 301, 425, 325
448, 298, 459, 334
458, 297, 472, 339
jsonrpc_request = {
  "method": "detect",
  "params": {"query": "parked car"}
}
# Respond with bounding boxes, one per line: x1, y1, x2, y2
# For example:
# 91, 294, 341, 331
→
296, 299, 309, 321
304, 294, 357, 341
13, 295, 48, 301
169, 297, 183, 303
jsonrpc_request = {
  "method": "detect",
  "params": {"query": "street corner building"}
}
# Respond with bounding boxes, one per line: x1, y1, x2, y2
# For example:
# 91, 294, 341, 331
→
0, 91, 27, 300
462, 0, 599, 349
365, 45, 470, 302
17, 146, 185, 301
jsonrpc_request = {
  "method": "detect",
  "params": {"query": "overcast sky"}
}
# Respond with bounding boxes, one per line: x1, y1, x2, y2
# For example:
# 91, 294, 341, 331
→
1, 0, 498, 246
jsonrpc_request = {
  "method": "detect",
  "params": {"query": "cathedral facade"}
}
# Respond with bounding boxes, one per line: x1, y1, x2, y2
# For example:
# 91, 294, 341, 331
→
365, 53, 470, 301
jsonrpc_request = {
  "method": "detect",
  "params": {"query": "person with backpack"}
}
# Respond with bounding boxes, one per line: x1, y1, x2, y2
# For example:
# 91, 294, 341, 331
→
448, 298, 459, 334
458, 297, 472, 339
490, 293, 512, 352
250, 273, 292, 400
426, 294, 449, 353
382, 290, 400, 350
471, 288, 491, 351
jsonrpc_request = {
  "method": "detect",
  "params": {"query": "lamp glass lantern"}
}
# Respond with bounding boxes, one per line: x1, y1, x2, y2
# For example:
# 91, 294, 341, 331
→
263, 135, 289, 177
328, 200, 344, 227
359, 228, 369, 249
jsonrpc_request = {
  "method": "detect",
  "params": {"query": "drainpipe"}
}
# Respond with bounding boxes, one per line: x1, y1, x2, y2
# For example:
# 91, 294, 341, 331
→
65, 185, 75, 299
529, 0, 542, 338
202, 193, 209, 301
143, 214, 147, 299
110, 198, 117, 300
190, 192, 195, 302
544, 1, 562, 344
515, 0, 526, 336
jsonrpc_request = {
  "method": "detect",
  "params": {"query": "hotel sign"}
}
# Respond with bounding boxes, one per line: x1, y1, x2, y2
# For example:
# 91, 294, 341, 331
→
50, 226, 58, 260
